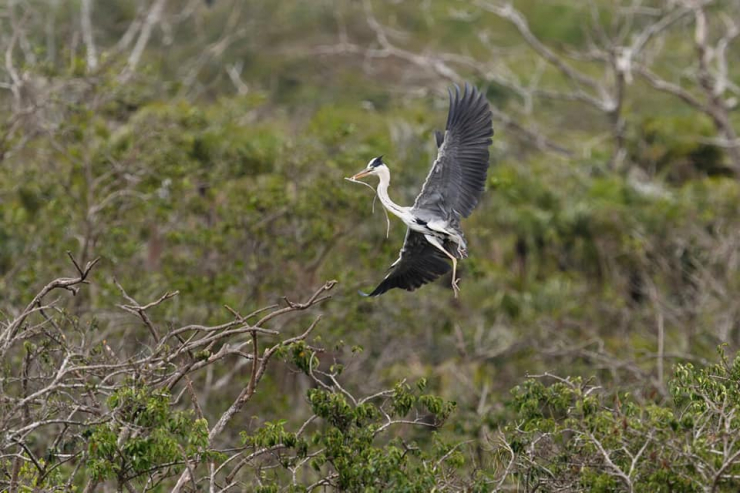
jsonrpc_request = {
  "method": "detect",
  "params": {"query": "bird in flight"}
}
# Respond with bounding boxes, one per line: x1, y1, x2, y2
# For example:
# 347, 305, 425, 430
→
348, 84, 493, 297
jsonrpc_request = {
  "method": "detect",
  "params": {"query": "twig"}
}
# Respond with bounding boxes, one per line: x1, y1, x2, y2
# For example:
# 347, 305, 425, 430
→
344, 177, 390, 238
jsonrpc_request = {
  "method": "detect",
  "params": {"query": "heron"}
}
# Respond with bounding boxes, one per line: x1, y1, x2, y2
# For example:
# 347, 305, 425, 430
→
348, 84, 493, 297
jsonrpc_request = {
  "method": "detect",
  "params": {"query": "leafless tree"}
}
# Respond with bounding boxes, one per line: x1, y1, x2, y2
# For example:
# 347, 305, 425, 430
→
309, 0, 738, 174
0, 253, 333, 490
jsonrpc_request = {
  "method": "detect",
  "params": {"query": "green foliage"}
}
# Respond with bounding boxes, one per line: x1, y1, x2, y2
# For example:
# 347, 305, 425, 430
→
3, 0, 740, 490
8, 458, 66, 492
289, 341, 319, 374
497, 348, 740, 491
629, 114, 729, 180
239, 381, 460, 491
87, 384, 214, 484
243, 420, 309, 460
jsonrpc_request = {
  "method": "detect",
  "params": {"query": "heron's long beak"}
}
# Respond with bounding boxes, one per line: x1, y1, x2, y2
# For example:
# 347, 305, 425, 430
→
351, 170, 372, 180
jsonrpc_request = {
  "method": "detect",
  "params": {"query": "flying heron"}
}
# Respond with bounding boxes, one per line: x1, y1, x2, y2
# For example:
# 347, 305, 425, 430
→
349, 84, 493, 297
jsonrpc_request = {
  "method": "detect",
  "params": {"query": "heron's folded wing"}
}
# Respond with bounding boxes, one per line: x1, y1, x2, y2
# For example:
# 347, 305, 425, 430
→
366, 230, 451, 297
414, 84, 493, 219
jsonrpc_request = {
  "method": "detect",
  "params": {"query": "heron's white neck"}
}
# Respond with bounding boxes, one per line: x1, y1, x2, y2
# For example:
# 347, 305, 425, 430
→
375, 166, 408, 219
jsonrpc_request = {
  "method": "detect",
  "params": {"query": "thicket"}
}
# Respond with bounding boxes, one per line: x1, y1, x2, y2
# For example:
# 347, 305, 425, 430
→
2, 0, 740, 491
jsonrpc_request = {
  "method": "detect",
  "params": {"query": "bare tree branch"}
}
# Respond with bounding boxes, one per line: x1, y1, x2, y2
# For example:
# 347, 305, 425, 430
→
80, 0, 97, 71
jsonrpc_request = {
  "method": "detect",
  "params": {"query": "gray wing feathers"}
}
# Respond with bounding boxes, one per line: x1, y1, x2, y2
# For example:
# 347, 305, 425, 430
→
367, 230, 451, 296
414, 84, 493, 219
434, 130, 444, 148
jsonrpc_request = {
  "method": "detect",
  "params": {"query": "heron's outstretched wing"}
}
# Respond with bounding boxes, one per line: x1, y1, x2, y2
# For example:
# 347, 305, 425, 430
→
365, 229, 451, 297
414, 84, 493, 219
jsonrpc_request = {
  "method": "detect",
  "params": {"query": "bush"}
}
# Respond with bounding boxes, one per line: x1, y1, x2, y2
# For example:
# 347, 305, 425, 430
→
494, 346, 740, 492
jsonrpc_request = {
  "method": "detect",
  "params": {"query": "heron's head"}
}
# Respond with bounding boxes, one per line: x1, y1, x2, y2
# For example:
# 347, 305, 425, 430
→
351, 156, 387, 180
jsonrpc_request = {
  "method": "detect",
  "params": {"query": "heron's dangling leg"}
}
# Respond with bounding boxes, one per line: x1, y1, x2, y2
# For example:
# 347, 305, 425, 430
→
424, 234, 460, 298
452, 235, 468, 258
457, 244, 468, 258
444, 229, 468, 258
426, 222, 468, 259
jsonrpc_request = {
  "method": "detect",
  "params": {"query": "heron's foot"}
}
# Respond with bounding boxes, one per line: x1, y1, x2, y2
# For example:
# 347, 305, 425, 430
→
457, 246, 468, 258
452, 276, 461, 298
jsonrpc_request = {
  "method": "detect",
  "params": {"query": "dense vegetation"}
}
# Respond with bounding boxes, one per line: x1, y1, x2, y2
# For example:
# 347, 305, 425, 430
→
1, 0, 740, 491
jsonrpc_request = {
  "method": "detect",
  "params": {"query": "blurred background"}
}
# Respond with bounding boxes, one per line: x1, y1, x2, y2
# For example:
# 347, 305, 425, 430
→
1, 0, 740, 489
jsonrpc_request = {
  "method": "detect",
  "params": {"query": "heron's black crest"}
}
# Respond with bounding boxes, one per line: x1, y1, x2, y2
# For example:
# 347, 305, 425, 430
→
369, 156, 384, 168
